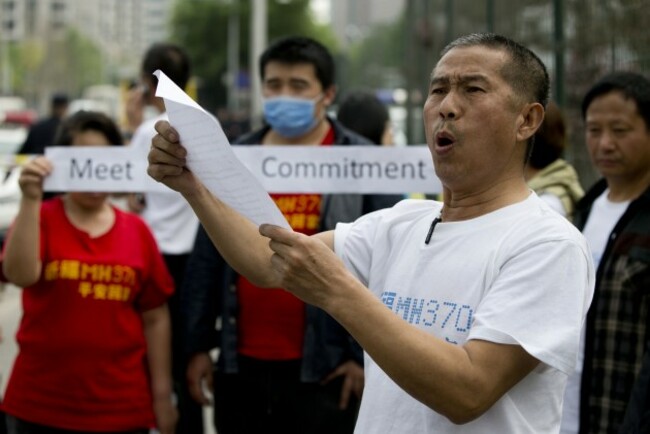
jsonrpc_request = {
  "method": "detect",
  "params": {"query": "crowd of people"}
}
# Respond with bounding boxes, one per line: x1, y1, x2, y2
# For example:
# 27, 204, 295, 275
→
0, 31, 648, 434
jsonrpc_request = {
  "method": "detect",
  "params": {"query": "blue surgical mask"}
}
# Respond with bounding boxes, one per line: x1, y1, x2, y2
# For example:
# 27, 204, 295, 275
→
263, 94, 322, 138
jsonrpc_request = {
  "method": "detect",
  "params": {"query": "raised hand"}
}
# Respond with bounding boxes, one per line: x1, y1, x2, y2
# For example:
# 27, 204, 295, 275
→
147, 120, 201, 195
18, 156, 52, 201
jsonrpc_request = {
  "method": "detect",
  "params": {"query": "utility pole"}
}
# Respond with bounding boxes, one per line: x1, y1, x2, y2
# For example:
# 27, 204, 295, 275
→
227, 2, 240, 111
404, 0, 416, 145
486, 0, 495, 33
553, 0, 565, 108
445, 0, 454, 44
250, 0, 267, 130
1, 23, 11, 95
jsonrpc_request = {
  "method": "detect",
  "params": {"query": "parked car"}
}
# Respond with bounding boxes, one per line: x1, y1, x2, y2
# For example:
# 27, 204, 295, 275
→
0, 165, 21, 242
0, 109, 35, 245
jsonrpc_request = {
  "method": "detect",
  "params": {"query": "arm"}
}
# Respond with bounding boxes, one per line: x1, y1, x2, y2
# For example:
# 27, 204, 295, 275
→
260, 225, 539, 424
142, 304, 178, 434
147, 121, 280, 288
2, 157, 51, 287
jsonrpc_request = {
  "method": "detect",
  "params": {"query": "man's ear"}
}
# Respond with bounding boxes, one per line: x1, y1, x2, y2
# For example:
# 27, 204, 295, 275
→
323, 85, 337, 107
516, 102, 545, 143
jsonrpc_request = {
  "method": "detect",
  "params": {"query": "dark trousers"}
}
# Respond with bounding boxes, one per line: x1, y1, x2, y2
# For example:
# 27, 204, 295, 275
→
5, 415, 147, 434
213, 355, 359, 434
162, 254, 203, 434
1, 409, 7, 434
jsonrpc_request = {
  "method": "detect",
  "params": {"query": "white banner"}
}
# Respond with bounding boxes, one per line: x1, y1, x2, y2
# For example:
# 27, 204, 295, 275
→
40, 145, 441, 194
43, 147, 148, 192
236, 145, 439, 194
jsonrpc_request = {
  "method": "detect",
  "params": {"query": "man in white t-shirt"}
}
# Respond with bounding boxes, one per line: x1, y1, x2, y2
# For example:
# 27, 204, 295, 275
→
561, 72, 650, 434
127, 43, 202, 434
147, 33, 595, 433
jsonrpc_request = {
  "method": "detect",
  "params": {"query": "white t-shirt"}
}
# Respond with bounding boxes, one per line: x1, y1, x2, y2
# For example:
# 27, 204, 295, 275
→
539, 193, 567, 217
334, 194, 595, 434
130, 113, 199, 254
559, 189, 629, 434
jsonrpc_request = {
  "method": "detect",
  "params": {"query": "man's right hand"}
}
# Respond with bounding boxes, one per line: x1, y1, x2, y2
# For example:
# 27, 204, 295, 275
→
148, 120, 200, 195
186, 352, 214, 405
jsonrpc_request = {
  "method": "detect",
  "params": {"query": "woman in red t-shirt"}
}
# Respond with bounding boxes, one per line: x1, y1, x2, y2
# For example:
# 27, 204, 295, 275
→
1, 111, 177, 434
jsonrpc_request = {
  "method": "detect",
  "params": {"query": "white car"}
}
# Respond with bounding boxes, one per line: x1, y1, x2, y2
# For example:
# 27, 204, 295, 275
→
0, 121, 28, 243
0, 165, 21, 241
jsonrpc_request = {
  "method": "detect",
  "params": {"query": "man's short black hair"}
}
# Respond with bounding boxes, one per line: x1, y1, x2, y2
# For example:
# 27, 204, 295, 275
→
441, 33, 550, 108
581, 71, 650, 129
51, 93, 69, 108
259, 36, 335, 90
142, 43, 191, 89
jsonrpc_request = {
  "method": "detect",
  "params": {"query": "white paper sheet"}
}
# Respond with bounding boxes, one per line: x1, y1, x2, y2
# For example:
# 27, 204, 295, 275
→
154, 70, 290, 229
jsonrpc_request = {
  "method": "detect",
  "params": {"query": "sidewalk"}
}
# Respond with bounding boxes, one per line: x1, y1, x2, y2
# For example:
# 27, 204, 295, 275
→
0, 284, 21, 398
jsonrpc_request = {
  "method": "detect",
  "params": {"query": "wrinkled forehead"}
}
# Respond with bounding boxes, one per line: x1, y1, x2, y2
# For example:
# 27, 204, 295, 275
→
432, 45, 509, 81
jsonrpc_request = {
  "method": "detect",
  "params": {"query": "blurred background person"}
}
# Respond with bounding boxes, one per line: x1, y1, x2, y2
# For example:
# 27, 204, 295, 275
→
337, 90, 394, 146
16, 93, 69, 155
336, 89, 406, 205
125, 42, 203, 434
564, 71, 650, 434
1, 111, 176, 434
525, 101, 584, 218
182, 36, 402, 434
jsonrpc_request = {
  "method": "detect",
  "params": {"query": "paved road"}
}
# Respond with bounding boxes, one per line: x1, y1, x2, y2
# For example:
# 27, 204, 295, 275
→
0, 283, 21, 398
0, 283, 216, 433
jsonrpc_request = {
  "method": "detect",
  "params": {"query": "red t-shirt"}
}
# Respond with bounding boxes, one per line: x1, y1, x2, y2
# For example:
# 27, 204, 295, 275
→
237, 126, 334, 360
1, 197, 174, 431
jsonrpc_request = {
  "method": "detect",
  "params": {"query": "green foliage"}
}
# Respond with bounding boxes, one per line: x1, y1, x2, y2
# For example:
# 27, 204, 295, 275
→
343, 19, 406, 92
59, 29, 104, 93
170, 0, 338, 111
6, 29, 103, 102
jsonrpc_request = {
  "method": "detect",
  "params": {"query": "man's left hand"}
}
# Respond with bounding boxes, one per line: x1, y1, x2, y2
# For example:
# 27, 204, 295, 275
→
259, 224, 351, 310
322, 360, 364, 410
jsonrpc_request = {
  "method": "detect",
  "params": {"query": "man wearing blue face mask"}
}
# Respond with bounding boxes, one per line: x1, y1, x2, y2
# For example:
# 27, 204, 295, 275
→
181, 36, 401, 434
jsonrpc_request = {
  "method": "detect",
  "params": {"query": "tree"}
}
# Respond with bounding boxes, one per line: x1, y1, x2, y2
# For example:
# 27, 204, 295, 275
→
9, 29, 103, 110
170, 0, 338, 112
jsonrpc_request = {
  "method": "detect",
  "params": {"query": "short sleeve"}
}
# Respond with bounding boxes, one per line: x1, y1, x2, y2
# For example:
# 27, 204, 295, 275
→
335, 209, 387, 287
468, 238, 594, 374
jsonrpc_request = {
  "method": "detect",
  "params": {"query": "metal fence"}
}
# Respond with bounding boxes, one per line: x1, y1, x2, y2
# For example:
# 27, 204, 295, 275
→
400, 0, 650, 189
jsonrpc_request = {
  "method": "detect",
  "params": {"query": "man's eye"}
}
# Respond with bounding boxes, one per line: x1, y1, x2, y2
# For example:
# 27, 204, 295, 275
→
466, 86, 483, 93
431, 88, 445, 95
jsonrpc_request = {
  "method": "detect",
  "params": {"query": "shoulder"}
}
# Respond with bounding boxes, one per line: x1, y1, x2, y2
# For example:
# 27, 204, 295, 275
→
350, 198, 440, 231
40, 196, 63, 216
113, 206, 154, 237
232, 126, 269, 145
505, 194, 589, 254
329, 118, 374, 146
